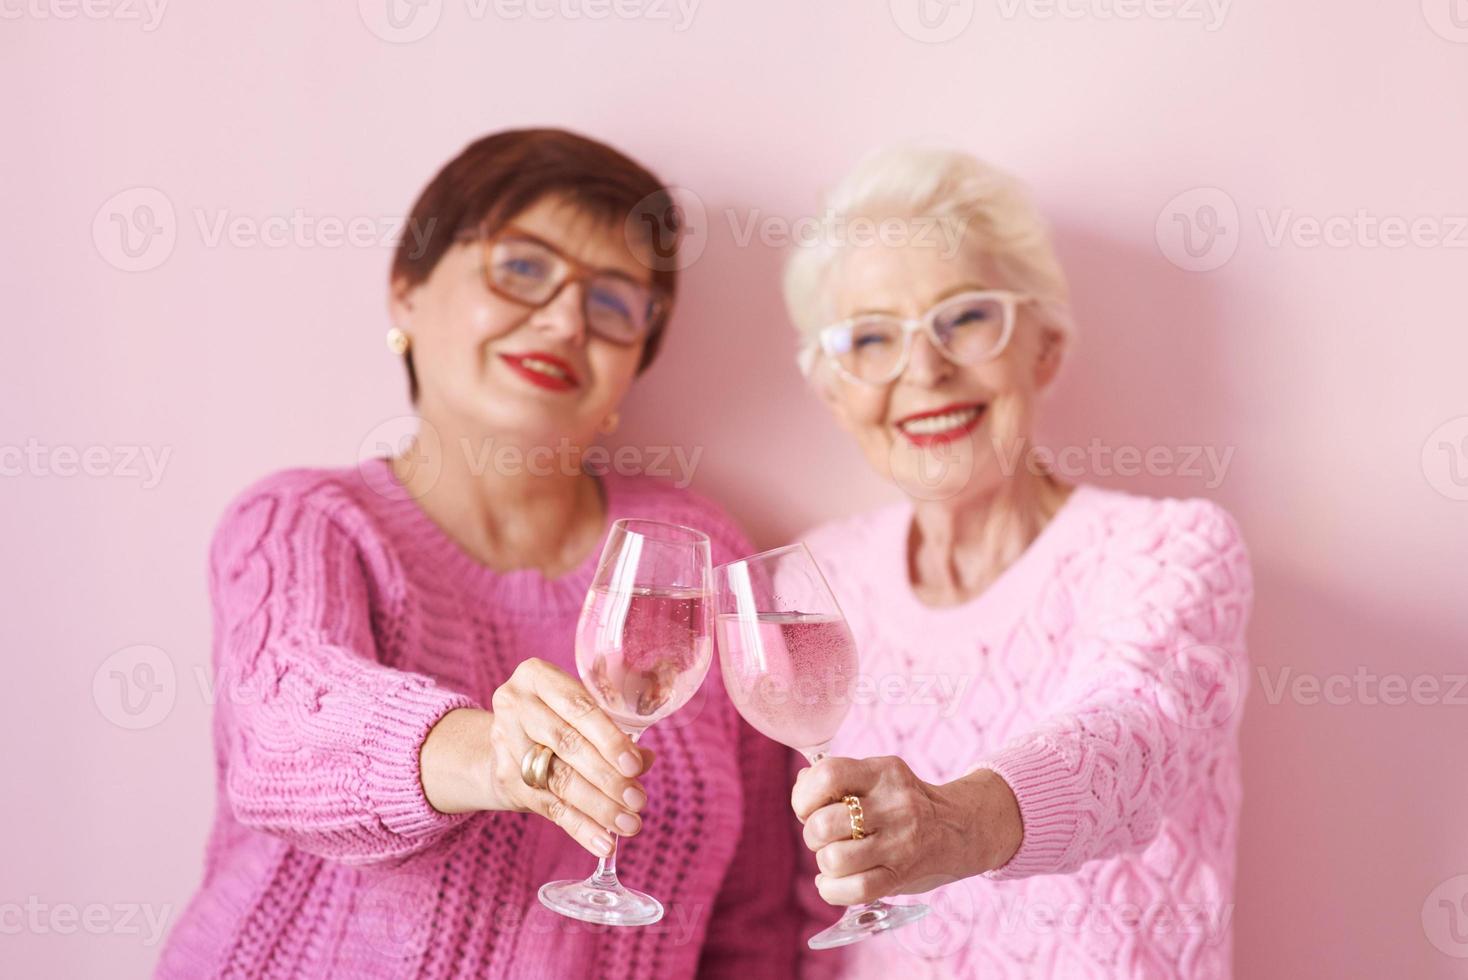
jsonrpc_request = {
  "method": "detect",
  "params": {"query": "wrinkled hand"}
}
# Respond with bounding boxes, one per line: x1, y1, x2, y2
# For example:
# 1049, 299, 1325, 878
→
791, 756, 1023, 906
422, 658, 654, 859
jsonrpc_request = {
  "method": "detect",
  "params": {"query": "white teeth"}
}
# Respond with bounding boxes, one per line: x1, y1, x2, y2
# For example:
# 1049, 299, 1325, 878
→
520, 358, 569, 380
900, 406, 982, 435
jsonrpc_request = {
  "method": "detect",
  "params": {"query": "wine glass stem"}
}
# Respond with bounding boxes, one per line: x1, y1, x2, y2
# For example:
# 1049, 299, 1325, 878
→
594, 837, 621, 883
593, 729, 643, 884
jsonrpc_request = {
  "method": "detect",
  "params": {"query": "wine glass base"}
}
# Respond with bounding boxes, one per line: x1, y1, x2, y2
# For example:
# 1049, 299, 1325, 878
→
807, 900, 931, 950
538, 876, 665, 927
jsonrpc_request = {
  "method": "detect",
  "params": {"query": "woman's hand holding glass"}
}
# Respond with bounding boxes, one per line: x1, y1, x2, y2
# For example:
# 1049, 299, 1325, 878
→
420, 659, 654, 860
792, 758, 1023, 906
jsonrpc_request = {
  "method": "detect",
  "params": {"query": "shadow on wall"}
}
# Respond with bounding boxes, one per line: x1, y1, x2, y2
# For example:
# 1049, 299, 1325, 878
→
1237, 567, 1468, 978
1042, 219, 1241, 504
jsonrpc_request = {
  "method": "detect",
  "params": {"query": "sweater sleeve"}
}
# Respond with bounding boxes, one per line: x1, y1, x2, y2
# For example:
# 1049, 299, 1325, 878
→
208, 479, 478, 865
973, 499, 1252, 880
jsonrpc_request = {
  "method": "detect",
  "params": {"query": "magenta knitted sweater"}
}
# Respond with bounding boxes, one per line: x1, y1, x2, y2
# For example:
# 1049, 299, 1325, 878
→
156, 459, 798, 980
795, 485, 1252, 979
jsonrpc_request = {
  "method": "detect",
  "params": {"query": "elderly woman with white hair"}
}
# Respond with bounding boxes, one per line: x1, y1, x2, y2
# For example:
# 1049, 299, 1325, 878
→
783, 148, 1253, 978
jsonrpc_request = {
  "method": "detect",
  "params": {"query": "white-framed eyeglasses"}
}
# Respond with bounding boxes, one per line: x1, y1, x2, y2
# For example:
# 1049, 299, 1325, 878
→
812, 289, 1031, 387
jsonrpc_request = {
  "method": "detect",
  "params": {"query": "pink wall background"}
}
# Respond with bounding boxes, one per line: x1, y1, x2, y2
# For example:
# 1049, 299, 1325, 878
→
4, 3, 1466, 976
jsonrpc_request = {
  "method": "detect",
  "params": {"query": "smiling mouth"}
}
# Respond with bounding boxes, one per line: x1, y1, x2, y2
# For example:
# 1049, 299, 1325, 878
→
498, 352, 581, 391
895, 403, 987, 444
518, 357, 571, 380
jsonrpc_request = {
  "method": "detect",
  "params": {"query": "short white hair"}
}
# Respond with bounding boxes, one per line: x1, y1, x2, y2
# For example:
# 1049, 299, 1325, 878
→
783, 146, 1075, 369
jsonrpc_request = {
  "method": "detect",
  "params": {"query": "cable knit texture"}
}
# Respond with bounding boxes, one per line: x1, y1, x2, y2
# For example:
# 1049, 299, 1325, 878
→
157, 458, 797, 980
795, 484, 1252, 980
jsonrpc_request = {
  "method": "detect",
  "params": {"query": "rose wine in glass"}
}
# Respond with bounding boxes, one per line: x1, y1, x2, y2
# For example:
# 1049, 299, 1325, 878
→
714, 543, 930, 950
538, 519, 714, 927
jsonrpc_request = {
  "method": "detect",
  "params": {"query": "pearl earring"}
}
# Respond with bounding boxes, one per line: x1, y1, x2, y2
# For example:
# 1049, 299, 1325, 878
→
386, 327, 410, 356
599, 411, 621, 435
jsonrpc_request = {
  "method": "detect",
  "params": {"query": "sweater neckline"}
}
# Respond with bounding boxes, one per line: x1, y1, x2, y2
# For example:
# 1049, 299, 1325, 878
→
359, 455, 625, 616
885, 483, 1098, 622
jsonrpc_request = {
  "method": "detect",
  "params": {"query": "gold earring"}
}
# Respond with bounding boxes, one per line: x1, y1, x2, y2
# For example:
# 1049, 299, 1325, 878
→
386, 327, 410, 356
599, 411, 621, 435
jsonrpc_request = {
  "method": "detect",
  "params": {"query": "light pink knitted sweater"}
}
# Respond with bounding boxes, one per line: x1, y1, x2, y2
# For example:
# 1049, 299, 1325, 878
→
157, 459, 798, 980
796, 485, 1252, 979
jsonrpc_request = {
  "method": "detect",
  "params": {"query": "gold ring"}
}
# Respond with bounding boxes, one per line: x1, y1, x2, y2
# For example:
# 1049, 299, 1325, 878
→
842, 794, 866, 840
521, 743, 555, 791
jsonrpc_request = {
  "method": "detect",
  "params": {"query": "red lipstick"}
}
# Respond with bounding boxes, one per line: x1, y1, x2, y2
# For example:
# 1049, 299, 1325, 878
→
498, 351, 581, 392
894, 401, 987, 447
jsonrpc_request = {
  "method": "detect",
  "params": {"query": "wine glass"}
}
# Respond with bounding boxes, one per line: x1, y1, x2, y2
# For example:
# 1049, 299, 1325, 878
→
714, 542, 930, 950
538, 518, 715, 927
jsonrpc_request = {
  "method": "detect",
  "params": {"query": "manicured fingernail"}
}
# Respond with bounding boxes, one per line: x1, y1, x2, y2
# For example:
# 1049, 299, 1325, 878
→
623, 786, 647, 810
618, 752, 642, 776
615, 813, 640, 835
591, 836, 613, 856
